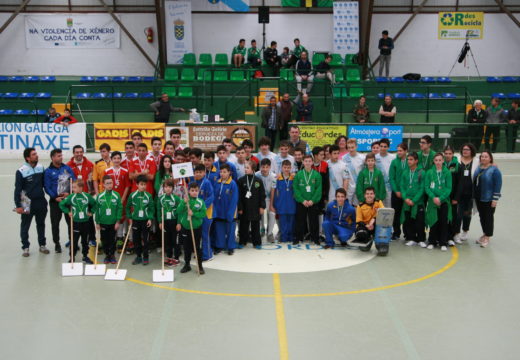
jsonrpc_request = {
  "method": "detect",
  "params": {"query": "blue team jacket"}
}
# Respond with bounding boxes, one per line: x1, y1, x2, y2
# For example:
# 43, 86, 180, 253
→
273, 174, 296, 215
325, 200, 356, 230
205, 165, 219, 188
43, 163, 76, 200
14, 162, 47, 208
214, 160, 238, 181
213, 177, 238, 221
192, 178, 215, 219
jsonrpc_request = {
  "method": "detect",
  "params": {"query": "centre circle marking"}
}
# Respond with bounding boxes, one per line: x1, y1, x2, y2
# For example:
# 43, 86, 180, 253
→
126, 247, 459, 297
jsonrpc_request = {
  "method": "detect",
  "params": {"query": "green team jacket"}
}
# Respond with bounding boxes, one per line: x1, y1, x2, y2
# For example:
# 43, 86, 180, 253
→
293, 169, 322, 204
59, 192, 96, 223
176, 197, 206, 230
156, 193, 181, 221
356, 167, 386, 202
94, 190, 122, 225
247, 47, 261, 60
400, 167, 425, 223
154, 172, 173, 195
232, 45, 246, 57
126, 190, 155, 221
418, 150, 435, 172
293, 45, 307, 58
424, 167, 453, 227
389, 157, 408, 193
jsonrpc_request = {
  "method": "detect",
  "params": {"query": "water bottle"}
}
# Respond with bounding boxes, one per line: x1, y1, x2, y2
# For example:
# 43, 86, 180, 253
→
189, 108, 200, 123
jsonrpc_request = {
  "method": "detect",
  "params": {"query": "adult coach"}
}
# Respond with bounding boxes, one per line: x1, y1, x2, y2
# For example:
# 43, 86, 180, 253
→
287, 125, 311, 156
14, 148, 49, 257
378, 30, 394, 78
150, 93, 185, 123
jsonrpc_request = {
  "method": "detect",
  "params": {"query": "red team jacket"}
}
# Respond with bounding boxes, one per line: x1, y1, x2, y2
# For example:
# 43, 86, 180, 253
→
129, 157, 157, 194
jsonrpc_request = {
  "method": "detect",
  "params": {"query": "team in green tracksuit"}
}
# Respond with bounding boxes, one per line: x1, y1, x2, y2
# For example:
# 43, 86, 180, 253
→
424, 166, 452, 248
356, 167, 386, 203
293, 168, 322, 204
400, 164, 426, 244
389, 156, 408, 195
293, 167, 322, 244
59, 192, 97, 260
126, 190, 155, 262
232, 45, 246, 58
247, 46, 262, 67
94, 189, 123, 260
176, 195, 207, 273
293, 44, 307, 59
389, 155, 409, 238
418, 150, 435, 172
157, 192, 182, 260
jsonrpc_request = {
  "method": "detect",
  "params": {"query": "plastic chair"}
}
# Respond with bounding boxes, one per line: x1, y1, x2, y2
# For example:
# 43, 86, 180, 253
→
123, 92, 139, 99
139, 92, 154, 99
182, 53, 196, 66
19, 93, 35, 99
394, 93, 408, 99
213, 71, 228, 81
181, 68, 196, 81
80, 76, 94, 82
502, 76, 518, 83
442, 93, 457, 99
378, 93, 391, 99
491, 93, 506, 99
280, 69, 294, 81
161, 87, 176, 97
109, 93, 123, 99
9, 76, 24, 82
127, 76, 142, 82
330, 54, 343, 66
429, 93, 441, 99
3, 92, 18, 99
143, 76, 155, 82
178, 87, 193, 97
14, 109, 31, 115
0, 109, 13, 115
410, 93, 426, 99
25, 76, 40, 82
437, 77, 452, 83
421, 77, 435, 83
345, 54, 356, 65
486, 77, 501, 83
31, 110, 47, 116
332, 87, 346, 98
96, 76, 109, 82
312, 53, 325, 66
199, 53, 212, 66
391, 77, 404, 83
507, 93, 520, 99
346, 68, 360, 82
349, 87, 364, 98
197, 68, 212, 81
334, 69, 344, 82
164, 68, 178, 81
0, 76, 8, 82
375, 77, 388, 83
214, 53, 229, 66
230, 71, 245, 82
41, 76, 56, 82
36, 92, 52, 99
111, 76, 126, 82
76, 93, 91, 99
92, 93, 108, 99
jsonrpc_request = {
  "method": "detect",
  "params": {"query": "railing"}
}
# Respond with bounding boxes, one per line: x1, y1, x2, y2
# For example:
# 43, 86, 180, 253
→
0, 100, 41, 121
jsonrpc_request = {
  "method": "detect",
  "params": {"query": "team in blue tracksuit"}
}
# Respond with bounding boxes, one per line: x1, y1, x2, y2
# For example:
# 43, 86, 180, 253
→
273, 174, 297, 243
214, 160, 238, 181
191, 177, 215, 260
205, 165, 219, 187
213, 177, 239, 251
322, 199, 356, 246
15, 161, 48, 250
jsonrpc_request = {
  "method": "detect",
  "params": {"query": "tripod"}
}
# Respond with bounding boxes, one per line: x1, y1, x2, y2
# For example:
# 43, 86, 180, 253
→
448, 33, 481, 78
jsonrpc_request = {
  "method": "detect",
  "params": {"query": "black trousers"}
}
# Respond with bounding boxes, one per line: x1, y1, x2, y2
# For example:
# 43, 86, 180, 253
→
428, 203, 449, 246
163, 219, 180, 259
279, 123, 289, 141
88, 217, 96, 242
265, 128, 277, 150
20, 202, 47, 250
239, 218, 261, 246
468, 125, 484, 151
100, 224, 116, 257
391, 192, 403, 238
71, 221, 90, 258
484, 125, 500, 152
448, 202, 458, 240
132, 220, 150, 259
286, 55, 298, 68
181, 227, 202, 268
476, 200, 495, 237
403, 205, 425, 243
295, 203, 320, 243
506, 124, 518, 153
49, 200, 71, 246
457, 195, 473, 232
266, 57, 281, 75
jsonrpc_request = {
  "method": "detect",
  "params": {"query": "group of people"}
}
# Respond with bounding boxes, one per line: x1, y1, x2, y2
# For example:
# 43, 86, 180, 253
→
14, 125, 503, 272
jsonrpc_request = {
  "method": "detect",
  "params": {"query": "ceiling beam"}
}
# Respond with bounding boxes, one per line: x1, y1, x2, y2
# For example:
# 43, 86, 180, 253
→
0, 0, 32, 34
494, 0, 520, 28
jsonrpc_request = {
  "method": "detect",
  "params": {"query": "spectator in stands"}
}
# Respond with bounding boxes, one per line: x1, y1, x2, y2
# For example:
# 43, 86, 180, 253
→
280, 47, 291, 67
379, 95, 396, 123
466, 99, 487, 151
232, 39, 247, 68
314, 54, 335, 84
277, 93, 294, 141
485, 97, 505, 152
378, 30, 394, 78
288, 125, 311, 156
150, 93, 185, 123
44, 107, 60, 123
247, 39, 262, 68
295, 51, 313, 102
264, 41, 281, 76
287, 38, 307, 68
353, 96, 370, 123
506, 100, 520, 153
53, 108, 78, 127
261, 96, 282, 149
296, 94, 313, 123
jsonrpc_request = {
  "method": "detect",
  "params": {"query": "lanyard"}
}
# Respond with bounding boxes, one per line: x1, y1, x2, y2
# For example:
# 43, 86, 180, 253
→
338, 205, 343, 224
112, 167, 121, 185
303, 169, 313, 186
138, 158, 147, 172
368, 170, 374, 185
436, 170, 442, 185
422, 152, 429, 169
153, 154, 161, 168
246, 175, 254, 193
218, 181, 225, 198
284, 176, 291, 190
409, 169, 416, 186
101, 191, 114, 212
401, 159, 406, 169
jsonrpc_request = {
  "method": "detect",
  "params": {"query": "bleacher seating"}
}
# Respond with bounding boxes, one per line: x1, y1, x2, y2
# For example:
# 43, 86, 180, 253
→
181, 68, 196, 81
14, 109, 31, 115
41, 76, 56, 82
349, 87, 364, 98
199, 54, 212, 66
111, 76, 126, 82
421, 77, 435, 83
81, 76, 94, 82
3, 92, 18, 99
19, 92, 35, 99
25, 76, 39, 82
182, 53, 196, 66
36, 92, 52, 99
214, 54, 229, 66
9, 76, 24, 82
128, 76, 142, 82
346, 69, 360, 82
491, 92, 506, 99
96, 77, 110, 83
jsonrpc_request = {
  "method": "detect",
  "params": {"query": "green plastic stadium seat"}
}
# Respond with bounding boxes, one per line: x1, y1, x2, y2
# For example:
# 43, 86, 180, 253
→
346, 68, 361, 82
183, 53, 196, 66
162, 87, 176, 97
197, 68, 212, 81
230, 71, 245, 81
214, 70, 228, 81
178, 87, 193, 97
164, 68, 178, 81
334, 69, 344, 82
345, 54, 356, 65
215, 53, 229, 66
199, 53, 212, 66
349, 87, 364, 98
280, 68, 294, 81
312, 53, 325, 66
333, 87, 347, 98
330, 54, 343, 66
181, 68, 195, 81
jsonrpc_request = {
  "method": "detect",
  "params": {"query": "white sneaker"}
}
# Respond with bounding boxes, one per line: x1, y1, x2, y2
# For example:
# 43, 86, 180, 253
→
440, 246, 448, 251
22, 248, 30, 257
405, 240, 416, 246
39, 245, 50, 254
447, 240, 455, 246
454, 237, 463, 245
427, 244, 434, 250
419, 242, 427, 248
460, 231, 468, 241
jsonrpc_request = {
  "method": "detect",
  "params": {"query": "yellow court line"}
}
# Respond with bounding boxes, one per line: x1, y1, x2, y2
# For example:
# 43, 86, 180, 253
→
273, 273, 289, 360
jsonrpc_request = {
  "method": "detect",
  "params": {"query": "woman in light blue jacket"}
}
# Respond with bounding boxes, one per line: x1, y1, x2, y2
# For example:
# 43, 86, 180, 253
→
473, 151, 502, 248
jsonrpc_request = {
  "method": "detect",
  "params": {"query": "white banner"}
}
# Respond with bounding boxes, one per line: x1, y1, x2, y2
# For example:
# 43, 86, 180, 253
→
0, 123, 86, 156
333, 1, 359, 55
165, 1, 193, 64
191, 0, 249, 12
25, 14, 120, 49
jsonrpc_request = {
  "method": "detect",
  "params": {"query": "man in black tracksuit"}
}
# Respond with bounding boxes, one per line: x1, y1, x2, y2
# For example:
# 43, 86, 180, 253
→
150, 93, 186, 123
264, 41, 281, 76
237, 164, 266, 248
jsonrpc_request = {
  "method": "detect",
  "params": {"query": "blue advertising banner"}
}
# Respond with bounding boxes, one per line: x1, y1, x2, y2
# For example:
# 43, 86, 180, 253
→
348, 125, 403, 151
165, 1, 193, 64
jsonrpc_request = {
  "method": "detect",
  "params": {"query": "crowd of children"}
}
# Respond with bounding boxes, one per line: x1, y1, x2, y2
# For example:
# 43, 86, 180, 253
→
15, 128, 503, 271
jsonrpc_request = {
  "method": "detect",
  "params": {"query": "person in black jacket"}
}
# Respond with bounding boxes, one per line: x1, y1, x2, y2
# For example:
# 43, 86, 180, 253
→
14, 148, 49, 257
378, 30, 394, 77
296, 94, 314, 122
237, 161, 266, 249
261, 96, 282, 149
315, 54, 335, 84
295, 51, 313, 102
150, 93, 186, 123
264, 41, 281, 76
443, 145, 460, 245
506, 99, 520, 153
466, 99, 487, 151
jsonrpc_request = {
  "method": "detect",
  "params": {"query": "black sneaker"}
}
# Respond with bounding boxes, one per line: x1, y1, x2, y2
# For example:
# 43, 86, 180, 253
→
143, 258, 149, 266
82, 256, 93, 264
227, 249, 234, 255
199, 268, 205, 275
55, 245, 62, 253
292, 240, 299, 245
323, 245, 333, 249
214, 249, 222, 255
180, 265, 191, 273
132, 256, 143, 265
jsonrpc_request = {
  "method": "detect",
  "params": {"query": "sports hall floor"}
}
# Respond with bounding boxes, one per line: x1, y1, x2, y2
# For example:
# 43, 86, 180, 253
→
1, 157, 519, 360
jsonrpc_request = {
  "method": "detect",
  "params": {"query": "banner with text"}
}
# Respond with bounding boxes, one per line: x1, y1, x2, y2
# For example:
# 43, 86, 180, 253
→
165, 1, 193, 64
348, 125, 403, 151
94, 123, 165, 151
438, 12, 484, 40
191, 0, 249, 12
333, 1, 359, 55
0, 123, 86, 155
299, 124, 348, 148
166, 124, 255, 150
25, 14, 120, 49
